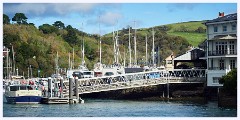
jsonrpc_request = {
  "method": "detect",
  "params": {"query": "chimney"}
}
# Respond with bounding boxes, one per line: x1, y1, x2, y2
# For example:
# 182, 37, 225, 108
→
218, 12, 224, 17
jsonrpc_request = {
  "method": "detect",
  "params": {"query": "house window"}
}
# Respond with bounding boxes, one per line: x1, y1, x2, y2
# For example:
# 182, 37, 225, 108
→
232, 24, 236, 31
229, 41, 235, 54
216, 41, 227, 55
219, 59, 225, 70
222, 25, 227, 32
230, 60, 236, 69
214, 26, 218, 32
213, 77, 220, 84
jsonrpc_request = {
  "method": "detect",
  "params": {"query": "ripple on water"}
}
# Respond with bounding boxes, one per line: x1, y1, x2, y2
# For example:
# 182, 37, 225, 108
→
3, 99, 237, 117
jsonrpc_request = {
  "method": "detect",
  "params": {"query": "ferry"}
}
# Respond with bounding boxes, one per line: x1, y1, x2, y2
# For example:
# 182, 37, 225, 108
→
4, 76, 42, 104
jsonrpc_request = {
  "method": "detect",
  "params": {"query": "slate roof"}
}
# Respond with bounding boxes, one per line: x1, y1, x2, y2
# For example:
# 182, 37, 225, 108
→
205, 13, 237, 24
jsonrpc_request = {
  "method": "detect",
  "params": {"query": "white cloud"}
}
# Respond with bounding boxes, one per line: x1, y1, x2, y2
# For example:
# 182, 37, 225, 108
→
3, 3, 99, 17
52, 3, 97, 15
100, 12, 123, 26
168, 3, 198, 12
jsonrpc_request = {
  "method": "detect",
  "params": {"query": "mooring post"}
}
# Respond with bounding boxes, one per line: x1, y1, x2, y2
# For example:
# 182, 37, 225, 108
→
54, 82, 58, 97
48, 77, 52, 98
167, 71, 169, 99
75, 77, 79, 103
60, 77, 63, 98
69, 76, 73, 104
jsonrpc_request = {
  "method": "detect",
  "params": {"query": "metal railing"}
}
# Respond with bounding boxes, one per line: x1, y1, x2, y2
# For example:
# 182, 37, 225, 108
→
61, 69, 206, 97
208, 50, 237, 56
208, 67, 226, 70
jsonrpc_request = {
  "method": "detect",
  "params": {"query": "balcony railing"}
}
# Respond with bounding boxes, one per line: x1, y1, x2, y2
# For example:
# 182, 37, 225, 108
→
208, 67, 226, 70
208, 50, 237, 56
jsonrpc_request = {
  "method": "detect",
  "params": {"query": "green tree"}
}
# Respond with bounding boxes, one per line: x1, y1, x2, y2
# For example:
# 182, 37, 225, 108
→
3, 33, 20, 47
28, 23, 35, 26
195, 27, 205, 33
53, 21, 65, 29
63, 25, 78, 45
219, 69, 237, 95
12, 13, 28, 24
39, 24, 58, 34
3, 14, 10, 24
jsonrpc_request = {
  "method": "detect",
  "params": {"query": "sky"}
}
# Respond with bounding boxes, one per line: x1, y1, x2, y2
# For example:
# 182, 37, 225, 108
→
2, 3, 237, 35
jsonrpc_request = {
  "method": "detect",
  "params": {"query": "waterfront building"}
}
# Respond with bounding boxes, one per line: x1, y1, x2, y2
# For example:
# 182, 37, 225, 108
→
173, 47, 206, 69
165, 53, 175, 71
204, 12, 237, 87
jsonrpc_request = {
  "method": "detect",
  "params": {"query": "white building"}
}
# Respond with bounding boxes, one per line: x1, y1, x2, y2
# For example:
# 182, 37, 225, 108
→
204, 13, 237, 86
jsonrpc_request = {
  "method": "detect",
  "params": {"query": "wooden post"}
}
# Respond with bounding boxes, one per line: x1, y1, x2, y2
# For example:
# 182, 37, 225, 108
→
60, 77, 63, 98
167, 72, 169, 99
69, 76, 73, 104
48, 77, 52, 98
75, 77, 79, 103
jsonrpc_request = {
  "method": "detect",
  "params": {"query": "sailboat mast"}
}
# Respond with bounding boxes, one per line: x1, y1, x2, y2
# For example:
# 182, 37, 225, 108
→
82, 23, 85, 66
6, 48, 9, 79
145, 35, 148, 64
124, 47, 126, 67
116, 30, 119, 64
113, 29, 116, 63
12, 45, 15, 75
99, 16, 102, 64
152, 27, 155, 65
56, 51, 59, 75
72, 48, 74, 69
128, 26, 131, 67
68, 52, 71, 69
134, 21, 137, 65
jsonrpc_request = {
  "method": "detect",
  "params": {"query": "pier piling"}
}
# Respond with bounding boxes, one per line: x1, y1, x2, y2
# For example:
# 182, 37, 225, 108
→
75, 77, 79, 103
48, 77, 52, 98
69, 76, 73, 104
60, 77, 63, 98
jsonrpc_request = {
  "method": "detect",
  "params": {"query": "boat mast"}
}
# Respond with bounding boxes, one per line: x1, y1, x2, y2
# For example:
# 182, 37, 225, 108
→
123, 46, 126, 67
68, 52, 71, 70
116, 29, 119, 64
81, 23, 85, 66
134, 21, 137, 65
113, 29, 116, 63
72, 48, 74, 69
12, 45, 15, 76
99, 16, 102, 64
145, 35, 148, 65
6, 47, 9, 79
56, 51, 59, 75
128, 26, 131, 67
152, 27, 155, 65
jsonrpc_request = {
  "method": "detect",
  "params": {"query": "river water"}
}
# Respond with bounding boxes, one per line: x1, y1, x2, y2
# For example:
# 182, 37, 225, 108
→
3, 99, 237, 117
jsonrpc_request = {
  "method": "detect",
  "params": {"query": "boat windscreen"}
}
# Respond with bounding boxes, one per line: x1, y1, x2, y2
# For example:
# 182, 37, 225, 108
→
10, 85, 31, 91
83, 72, 92, 75
10, 86, 19, 91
